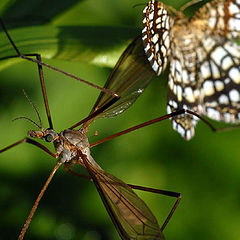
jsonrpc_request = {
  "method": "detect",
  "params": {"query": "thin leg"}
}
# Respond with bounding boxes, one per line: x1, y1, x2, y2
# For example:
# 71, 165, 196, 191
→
90, 109, 217, 147
64, 165, 91, 180
185, 109, 216, 132
90, 109, 185, 147
33, 53, 53, 129
17, 53, 119, 130
0, 18, 118, 98
18, 162, 62, 240
0, 137, 56, 158
66, 167, 181, 231
127, 184, 181, 231
3, 53, 54, 129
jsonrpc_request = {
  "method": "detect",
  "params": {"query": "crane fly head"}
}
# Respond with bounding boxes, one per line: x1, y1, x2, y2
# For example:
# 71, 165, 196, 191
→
28, 128, 58, 143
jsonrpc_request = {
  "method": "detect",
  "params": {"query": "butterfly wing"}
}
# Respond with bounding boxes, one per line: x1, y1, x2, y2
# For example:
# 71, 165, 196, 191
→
141, 0, 198, 140
198, 35, 240, 123
167, 38, 200, 140
168, 0, 240, 140
142, 0, 172, 76
192, 0, 240, 39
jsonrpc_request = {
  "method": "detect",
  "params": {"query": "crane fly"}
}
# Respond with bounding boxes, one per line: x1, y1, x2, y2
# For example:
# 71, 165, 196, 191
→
0, 19, 207, 240
0, 66, 186, 240
0, 93, 187, 240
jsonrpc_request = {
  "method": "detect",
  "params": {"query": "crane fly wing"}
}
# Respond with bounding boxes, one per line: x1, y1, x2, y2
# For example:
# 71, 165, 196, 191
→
85, 162, 164, 240
94, 171, 164, 239
85, 36, 155, 126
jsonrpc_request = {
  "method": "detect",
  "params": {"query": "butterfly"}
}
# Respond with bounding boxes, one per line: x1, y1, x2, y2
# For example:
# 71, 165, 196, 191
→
142, 0, 240, 140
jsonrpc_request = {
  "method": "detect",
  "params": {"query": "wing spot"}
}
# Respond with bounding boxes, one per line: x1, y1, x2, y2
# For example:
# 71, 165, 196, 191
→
222, 56, 233, 70
229, 2, 239, 14
200, 61, 211, 79
229, 18, 240, 32
148, 53, 154, 62
215, 80, 224, 91
144, 43, 150, 52
206, 108, 220, 121
229, 67, 240, 84
208, 17, 217, 28
224, 42, 240, 58
177, 85, 183, 101
224, 78, 231, 84
229, 89, 240, 102
152, 61, 159, 72
210, 61, 220, 78
203, 80, 215, 96
219, 94, 229, 105
149, 11, 154, 20
184, 87, 195, 103
211, 47, 227, 66
152, 34, 158, 44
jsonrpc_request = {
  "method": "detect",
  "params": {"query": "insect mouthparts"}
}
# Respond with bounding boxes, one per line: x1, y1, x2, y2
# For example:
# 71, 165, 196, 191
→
28, 130, 44, 139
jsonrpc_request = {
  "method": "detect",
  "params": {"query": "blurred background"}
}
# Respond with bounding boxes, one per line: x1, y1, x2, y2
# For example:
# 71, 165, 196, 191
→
0, 0, 240, 239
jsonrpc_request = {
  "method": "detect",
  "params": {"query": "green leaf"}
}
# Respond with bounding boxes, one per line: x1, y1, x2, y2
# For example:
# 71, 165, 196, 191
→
0, 0, 13, 16
0, 25, 140, 70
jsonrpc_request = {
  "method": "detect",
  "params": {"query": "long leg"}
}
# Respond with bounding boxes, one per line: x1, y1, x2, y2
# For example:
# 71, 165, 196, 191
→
10, 53, 54, 129
18, 162, 62, 240
35, 54, 53, 129
128, 184, 181, 231
90, 109, 217, 147
64, 165, 91, 180
66, 166, 180, 232
0, 137, 56, 158
0, 18, 118, 98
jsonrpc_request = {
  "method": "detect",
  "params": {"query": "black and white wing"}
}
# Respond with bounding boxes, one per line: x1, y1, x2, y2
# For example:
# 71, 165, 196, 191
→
168, 0, 240, 140
192, 0, 240, 39
142, 0, 173, 76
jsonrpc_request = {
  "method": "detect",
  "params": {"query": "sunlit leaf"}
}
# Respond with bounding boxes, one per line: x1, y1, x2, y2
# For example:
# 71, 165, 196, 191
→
0, 25, 139, 70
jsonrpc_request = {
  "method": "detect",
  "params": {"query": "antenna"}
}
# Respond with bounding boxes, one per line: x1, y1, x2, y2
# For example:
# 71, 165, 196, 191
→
12, 90, 43, 130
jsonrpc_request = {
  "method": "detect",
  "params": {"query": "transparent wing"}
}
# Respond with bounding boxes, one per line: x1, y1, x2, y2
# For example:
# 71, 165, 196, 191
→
85, 161, 164, 240
84, 36, 155, 127
142, 0, 173, 75
191, 0, 240, 39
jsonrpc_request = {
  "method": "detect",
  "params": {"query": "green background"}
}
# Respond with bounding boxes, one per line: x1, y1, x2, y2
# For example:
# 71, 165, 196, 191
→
0, 0, 240, 239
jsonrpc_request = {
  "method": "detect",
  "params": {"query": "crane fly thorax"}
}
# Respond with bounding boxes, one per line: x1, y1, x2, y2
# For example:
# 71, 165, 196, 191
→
55, 129, 91, 166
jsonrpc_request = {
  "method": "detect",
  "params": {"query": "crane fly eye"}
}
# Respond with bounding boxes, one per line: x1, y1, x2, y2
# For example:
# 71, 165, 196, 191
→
45, 134, 54, 142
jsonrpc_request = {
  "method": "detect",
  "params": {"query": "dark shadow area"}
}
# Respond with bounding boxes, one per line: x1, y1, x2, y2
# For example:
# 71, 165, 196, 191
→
2, 0, 84, 28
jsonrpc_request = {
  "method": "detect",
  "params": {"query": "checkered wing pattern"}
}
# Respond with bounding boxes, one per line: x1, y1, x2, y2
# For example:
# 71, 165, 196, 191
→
192, 0, 240, 39
143, 0, 240, 140
200, 37, 240, 124
167, 41, 200, 140
142, 0, 172, 76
